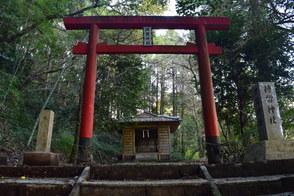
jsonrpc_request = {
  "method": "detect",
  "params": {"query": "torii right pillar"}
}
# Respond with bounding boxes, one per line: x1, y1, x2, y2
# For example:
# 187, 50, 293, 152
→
196, 24, 221, 164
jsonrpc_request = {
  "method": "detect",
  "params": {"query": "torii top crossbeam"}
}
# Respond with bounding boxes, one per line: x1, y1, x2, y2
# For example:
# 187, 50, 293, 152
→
63, 16, 230, 164
64, 16, 229, 55
64, 16, 230, 30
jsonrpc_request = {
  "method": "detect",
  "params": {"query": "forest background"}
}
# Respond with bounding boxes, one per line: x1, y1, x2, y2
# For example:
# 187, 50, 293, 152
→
0, 0, 293, 163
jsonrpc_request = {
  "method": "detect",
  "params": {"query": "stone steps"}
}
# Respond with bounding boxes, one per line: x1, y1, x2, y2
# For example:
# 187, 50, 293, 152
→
79, 174, 294, 196
90, 162, 201, 180
81, 179, 209, 196
0, 177, 73, 196
0, 166, 83, 196
0, 160, 294, 195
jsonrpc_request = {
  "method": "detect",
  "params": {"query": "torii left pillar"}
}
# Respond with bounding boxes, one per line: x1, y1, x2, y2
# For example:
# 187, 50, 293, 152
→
78, 24, 98, 163
196, 25, 220, 163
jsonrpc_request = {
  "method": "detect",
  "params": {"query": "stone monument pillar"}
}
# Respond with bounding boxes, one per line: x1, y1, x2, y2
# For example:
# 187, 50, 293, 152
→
36, 110, 54, 152
23, 110, 59, 165
244, 82, 294, 162
254, 82, 284, 140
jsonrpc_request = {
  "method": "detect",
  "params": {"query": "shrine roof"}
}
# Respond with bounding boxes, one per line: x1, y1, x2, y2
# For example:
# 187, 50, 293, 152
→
120, 112, 181, 132
127, 112, 180, 123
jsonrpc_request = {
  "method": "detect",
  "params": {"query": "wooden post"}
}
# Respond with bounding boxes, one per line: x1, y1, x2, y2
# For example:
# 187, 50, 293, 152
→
122, 128, 135, 160
78, 24, 98, 163
36, 110, 54, 152
196, 25, 221, 164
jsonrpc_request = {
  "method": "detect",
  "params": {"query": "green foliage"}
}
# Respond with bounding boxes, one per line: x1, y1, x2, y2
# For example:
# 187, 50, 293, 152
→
92, 131, 122, 163
105, 0, 168, 15
176, 0, 294, 161
171, 114, 204, 160
0, 0, 168, 161
94, 55, 149, 133
52, 131, 74, 156
2, 0, 291, 164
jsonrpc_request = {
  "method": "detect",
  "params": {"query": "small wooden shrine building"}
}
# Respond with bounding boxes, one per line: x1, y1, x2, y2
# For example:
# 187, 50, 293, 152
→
121, 112, 180, 161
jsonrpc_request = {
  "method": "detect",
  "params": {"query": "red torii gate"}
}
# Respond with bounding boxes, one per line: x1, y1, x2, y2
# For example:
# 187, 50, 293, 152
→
63, 16, 230, 164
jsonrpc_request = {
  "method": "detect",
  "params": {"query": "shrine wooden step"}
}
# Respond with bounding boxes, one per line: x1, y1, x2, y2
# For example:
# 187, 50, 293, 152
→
90, 162, 202, 180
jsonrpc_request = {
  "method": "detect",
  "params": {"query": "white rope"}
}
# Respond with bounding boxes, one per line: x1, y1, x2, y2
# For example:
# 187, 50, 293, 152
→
0, 62, 22, 108
0, 39, 32, 108
26, 64, 69, 147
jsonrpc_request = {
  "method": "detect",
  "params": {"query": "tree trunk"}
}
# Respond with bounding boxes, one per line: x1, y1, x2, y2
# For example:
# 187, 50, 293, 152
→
180, 83, 185, 119
172, 67, 177, 116
192, 96, 204, 158
160, 69, 165, 115
181, 131, 185, 157
155, 70, 159, 114
69, 82, 83, 164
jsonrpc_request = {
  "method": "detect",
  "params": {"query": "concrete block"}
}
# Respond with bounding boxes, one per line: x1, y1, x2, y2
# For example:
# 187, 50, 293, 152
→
244, 140, 294, 162
23, 152, 59, 166
135, 153, 158, 161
